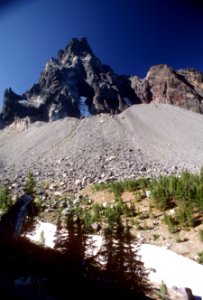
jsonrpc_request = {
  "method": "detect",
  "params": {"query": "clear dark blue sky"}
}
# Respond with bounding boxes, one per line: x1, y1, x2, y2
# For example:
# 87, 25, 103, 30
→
0, 0, 203, 109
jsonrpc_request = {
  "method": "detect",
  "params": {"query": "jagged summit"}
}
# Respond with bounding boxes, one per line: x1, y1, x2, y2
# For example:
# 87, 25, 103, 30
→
1, 38, 203, 126
59, 37, 94, 60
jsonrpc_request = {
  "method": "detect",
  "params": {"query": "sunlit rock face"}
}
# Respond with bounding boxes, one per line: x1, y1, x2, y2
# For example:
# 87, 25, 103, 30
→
146, 65, 203, 113
1, 38, 203, 126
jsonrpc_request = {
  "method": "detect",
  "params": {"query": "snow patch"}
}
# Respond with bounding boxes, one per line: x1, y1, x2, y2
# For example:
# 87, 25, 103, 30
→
85, 235, 103, 258
18, 100, 29, 106
45, 58, 58, 70
31, 96, 44, 107
138, 244, 203, 298
19, 96, 44, 109
78, 96, 91, 117
82, 53, 92, 62
25, 222, 103, 254
25, 222, 203, 298
25, 221, 57, 248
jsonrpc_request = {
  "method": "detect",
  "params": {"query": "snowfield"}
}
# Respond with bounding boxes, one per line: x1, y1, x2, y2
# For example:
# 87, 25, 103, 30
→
25, 221, 203, 298
139, 244, 203, 299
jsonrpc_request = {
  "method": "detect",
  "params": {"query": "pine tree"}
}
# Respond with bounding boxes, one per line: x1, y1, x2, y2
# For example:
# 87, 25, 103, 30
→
98, 213, 151, 298
124, 222, 151, 296
24, 171, 36, 195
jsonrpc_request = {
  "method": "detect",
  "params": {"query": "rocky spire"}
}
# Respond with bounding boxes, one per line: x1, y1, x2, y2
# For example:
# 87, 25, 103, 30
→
1, 38, 203, 126
64, 37, 93, 57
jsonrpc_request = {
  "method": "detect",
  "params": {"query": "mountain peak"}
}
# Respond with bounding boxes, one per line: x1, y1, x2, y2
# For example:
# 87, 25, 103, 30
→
66, 37, 93, 56
1, 38, 203, 126
57, 37, 94, 62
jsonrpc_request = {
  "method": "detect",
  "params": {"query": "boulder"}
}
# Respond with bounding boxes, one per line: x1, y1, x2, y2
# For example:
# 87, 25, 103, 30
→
178, 287, 195, 300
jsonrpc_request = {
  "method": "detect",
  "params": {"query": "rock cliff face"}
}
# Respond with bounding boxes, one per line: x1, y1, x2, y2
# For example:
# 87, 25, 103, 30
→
1, 37, 203, 125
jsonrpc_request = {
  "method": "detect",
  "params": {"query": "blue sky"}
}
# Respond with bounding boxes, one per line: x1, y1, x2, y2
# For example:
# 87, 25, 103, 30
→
0, 0, 203, 109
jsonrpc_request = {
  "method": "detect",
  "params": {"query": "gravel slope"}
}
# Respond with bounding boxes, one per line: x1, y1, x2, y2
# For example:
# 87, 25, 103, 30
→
0, 103, 203, 190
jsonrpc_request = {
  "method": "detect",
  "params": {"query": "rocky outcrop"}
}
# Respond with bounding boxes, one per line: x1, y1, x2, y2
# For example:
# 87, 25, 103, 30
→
1, 38, 203, 126
146, 65, 203, 113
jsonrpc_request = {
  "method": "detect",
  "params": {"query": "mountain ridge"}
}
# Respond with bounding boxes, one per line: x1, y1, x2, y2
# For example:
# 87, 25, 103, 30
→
1, 37, 203, 126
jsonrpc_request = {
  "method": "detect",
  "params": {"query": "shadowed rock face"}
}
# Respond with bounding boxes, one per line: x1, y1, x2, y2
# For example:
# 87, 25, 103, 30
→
1, 38, 203, 125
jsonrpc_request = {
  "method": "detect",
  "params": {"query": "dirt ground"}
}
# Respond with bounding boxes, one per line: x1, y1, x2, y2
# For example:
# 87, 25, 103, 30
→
81, 185, 203, 261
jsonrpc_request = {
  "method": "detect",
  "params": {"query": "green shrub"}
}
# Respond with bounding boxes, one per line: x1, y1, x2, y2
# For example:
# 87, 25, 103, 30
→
39, 230, 45, 246
147, 169, 203, 231
34, 196, 42, 207
103, 205, 120, 224
24, 171, 36, 195
175, 205, 194, 228
0, 186, 12, 214
199, 230, 203, 242
152, 234, 160, 241
83, 210, 93, 231
163, 214, 177, 234
91, 203, 102, 223
150, 182, 168, 211
197, 251, 203, 264
94, 178, 150, 198
157, 280, 168, 299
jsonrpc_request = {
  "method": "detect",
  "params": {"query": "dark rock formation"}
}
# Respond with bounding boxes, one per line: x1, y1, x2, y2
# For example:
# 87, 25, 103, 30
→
1, 37, 203, 125
0, 195, 33, 240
